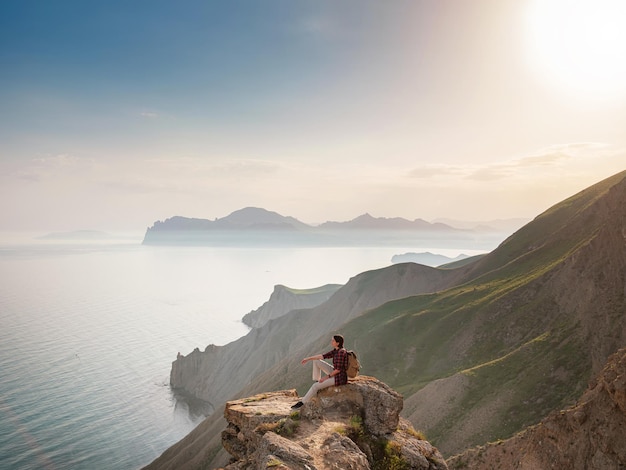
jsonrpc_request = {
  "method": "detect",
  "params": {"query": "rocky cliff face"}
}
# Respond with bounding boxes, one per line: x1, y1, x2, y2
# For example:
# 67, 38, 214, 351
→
148, 171, 626, 470
170, 262, 458, 406
241, 284, 342, 329
447, 347, 626, 470
221, 376, 448, 470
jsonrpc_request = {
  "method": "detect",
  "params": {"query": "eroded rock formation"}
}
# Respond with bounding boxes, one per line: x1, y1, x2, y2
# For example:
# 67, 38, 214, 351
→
169, 261, 456, 406
242, 284, 341, 329
220, 376, 447, 470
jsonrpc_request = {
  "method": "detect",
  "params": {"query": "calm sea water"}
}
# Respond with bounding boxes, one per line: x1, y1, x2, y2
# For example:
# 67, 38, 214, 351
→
0, 234, 492, 470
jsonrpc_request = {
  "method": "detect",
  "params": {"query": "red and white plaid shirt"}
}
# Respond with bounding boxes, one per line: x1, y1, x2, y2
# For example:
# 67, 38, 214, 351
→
323, 347, 349, 386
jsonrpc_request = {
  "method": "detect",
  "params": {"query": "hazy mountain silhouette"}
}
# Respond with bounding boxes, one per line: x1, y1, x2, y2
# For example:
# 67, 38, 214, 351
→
142, 207, 508, 248
318, 213, 457, 231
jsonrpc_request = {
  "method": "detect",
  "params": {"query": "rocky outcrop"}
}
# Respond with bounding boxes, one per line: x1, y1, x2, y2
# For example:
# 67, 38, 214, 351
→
447, 347, 626, 469
298, 375, 403, 437
221, 376, 448, 470
242, 284, 342, 329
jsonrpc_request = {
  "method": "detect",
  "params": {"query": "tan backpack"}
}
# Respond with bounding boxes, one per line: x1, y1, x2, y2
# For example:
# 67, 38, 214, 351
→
347, 350, 361, 378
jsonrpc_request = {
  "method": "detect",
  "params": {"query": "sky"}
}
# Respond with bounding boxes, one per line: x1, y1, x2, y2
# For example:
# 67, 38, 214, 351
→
1, 0, 625, 232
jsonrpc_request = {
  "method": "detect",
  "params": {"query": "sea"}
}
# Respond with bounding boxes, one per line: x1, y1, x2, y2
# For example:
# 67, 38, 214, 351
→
0, 232, 500, 470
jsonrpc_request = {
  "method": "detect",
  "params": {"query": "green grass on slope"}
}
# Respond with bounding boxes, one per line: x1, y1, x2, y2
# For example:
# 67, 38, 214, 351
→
347, 260, 559, 390
438, 254, 486, 269
278, 171, 625, 454
465, 170, 625, 281
283, 284, 342, 295
345, 285, 590, 450
337, 244, 594, 452
428, 327, 589, 448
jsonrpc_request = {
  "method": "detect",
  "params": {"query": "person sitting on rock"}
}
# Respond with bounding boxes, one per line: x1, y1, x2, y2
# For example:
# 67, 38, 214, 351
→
291, 334, 349, 409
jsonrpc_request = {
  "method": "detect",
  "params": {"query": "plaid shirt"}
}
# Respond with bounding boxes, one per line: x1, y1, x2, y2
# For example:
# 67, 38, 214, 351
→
323, 347, 349, 386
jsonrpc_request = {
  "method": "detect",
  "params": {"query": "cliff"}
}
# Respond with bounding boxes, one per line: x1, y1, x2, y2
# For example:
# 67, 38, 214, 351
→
147, 170, 626, 469
221, 376, 448, 470
170, 261, 458, 406
447, 347, 626, 469
242, 284, 342, 329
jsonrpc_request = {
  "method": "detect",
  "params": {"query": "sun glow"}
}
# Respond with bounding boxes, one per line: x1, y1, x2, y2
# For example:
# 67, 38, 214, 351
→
526, 0, 626, 103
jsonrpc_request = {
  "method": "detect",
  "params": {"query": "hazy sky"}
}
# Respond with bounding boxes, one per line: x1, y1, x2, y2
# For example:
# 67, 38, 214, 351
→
1, 0, 625, 231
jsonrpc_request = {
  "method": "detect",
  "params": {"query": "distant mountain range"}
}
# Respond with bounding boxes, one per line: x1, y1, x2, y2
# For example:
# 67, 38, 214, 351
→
318, 213, 457, 231
142, 207, 523, 247
146, 207, 310, 233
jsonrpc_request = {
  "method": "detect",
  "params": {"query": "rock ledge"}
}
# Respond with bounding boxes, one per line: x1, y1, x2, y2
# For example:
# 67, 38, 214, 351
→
221, 376, 447, 470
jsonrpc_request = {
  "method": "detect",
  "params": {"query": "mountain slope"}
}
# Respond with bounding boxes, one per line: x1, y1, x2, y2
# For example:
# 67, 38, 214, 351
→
145, 170, 626, 469
241, 284, 342, 329
218, 207, 309, 229
447, 347, 626, 469
169, 262, 462, 408
391, 252, 471, 267
339, 169, 626, 454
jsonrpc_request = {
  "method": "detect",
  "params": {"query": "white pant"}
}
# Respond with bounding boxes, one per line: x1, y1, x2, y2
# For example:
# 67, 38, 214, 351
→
302, 359, 335, 403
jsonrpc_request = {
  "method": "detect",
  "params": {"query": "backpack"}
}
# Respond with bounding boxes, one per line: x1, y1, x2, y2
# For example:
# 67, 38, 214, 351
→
346, 350, 361, 378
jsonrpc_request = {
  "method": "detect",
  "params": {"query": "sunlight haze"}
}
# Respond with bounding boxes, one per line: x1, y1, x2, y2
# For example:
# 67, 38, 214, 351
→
1, 0, 624, 231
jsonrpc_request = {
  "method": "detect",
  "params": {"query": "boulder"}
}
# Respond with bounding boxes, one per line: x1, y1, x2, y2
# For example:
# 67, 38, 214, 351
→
220, 376, 447, 470
300, 375, 403, 437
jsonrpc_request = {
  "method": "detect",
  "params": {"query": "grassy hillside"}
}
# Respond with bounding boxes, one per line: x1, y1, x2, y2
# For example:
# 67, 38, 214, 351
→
283, 169, 626, 455
447, 347, 626, 469
144, 170, 626, 469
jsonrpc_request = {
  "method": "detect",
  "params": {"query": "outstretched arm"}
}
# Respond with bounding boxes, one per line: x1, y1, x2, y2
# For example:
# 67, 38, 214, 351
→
301, 354, 323, 365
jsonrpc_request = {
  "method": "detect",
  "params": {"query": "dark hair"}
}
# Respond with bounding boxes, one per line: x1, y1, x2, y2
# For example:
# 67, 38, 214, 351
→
333, 334, 344, 348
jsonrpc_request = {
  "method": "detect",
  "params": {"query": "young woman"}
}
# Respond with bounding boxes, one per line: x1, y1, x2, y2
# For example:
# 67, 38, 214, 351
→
291, 334, 348, 409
